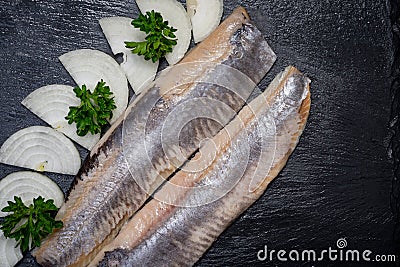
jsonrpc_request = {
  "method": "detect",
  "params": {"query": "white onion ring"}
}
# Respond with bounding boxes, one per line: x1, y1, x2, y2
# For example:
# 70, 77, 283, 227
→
100, 17, 159, 95
59, 49, 129, 124
0, 126, 81, 175
187, 0, 223, 43
0, 171, 64, 217
22, 84, 100, 150
136, 0, 192, 65
0, 231, 22, 267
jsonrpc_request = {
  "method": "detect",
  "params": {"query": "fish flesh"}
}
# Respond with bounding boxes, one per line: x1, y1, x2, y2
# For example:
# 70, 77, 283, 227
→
33, 7, 276, 267
91, 66, 311, 267
93, 66, 310, 266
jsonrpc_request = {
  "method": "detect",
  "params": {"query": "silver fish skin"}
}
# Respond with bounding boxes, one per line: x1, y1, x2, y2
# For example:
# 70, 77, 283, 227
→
33, 7, 276, 267
93, 66, 311, 267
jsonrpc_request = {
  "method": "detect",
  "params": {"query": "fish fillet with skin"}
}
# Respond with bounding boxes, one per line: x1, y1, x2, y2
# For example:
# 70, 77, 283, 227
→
33, 7, 276, 267
91, 66, 311, 267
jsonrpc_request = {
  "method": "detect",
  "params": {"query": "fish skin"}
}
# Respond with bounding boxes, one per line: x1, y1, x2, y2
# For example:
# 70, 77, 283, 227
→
94, 66, 311, 267
33, 7, 276, 267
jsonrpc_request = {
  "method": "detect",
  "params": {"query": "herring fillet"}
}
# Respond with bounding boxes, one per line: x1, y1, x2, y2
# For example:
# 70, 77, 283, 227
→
33, 7, 276, 267
92, 66, 311, 267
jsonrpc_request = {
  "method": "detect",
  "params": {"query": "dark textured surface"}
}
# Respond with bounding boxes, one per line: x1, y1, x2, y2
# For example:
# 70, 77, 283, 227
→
0, 0, 398, 266
390, 0, 400, 261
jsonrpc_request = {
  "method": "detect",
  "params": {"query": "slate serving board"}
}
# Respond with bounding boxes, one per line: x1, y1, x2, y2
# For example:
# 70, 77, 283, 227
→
0, 0, 398, 266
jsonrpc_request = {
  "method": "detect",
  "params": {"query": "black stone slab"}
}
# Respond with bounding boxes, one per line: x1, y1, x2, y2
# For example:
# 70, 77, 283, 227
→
0, 0, 398, 266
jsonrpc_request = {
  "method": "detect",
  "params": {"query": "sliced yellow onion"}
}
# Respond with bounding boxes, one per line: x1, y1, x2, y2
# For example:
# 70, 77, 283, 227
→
136, 0, 192, 65
0, 126, 80, 175
0, 171, 64, 217
187, 0, 223, 43
0, 231, 22, 267
59, 49, 129, 124
21, 84, 100, 150
99, 17, 159, 95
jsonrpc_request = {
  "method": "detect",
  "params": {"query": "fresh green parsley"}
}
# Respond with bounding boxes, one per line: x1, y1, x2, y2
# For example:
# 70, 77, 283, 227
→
0, 196, 63, 253
65, 80, 116, 136
125, 10, 178, 63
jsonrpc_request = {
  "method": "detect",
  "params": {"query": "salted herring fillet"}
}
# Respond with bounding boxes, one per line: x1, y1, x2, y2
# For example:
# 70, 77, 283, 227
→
33, 7, 276, 267
91, 66, 311, 267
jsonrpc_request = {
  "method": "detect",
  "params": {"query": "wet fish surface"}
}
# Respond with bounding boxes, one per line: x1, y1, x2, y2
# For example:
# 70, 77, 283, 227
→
92, 66, 311, 267
33, 7, 276, 267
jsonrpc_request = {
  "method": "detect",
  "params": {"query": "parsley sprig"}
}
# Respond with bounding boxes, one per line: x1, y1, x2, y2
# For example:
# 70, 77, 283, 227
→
125, 10, 178, 63
66, 80, 116, 136
0, 196, 63, 253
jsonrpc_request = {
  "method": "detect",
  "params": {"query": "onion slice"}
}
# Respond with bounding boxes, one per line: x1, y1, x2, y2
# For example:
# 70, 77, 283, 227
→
100, 17, 159, 95
21, 84, 100, 150
59, 49, 129, 124
0, 171, 64, 217
0, 231, 22, 267
0, 171, 64, 266
0, 126, 80, 175
187, 0, 223, 43
136, 0, 192, 65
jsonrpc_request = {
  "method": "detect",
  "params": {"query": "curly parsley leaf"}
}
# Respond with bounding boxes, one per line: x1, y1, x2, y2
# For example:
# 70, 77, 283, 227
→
125, 10, 177, 63
0, 196, 63, 253
65, 80, 116, 136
